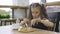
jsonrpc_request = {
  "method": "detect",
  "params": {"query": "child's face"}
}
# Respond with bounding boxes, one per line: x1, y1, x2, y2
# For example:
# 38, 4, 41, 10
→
31, 7, 40, 18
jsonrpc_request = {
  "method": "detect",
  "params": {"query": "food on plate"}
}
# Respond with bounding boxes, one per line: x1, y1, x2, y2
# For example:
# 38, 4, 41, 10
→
18, 27, 36, 32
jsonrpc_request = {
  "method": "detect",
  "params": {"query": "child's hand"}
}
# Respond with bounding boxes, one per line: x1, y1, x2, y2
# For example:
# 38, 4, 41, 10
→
31, 19, 37, 25
20, 18, 29, 25
23, 18, 29, 23
20, 21, 25, 25
31, 19, 40, 26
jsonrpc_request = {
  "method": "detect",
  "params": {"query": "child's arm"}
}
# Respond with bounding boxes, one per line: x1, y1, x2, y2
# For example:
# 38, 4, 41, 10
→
38, 19, 54, 27
31, 19, 54, 27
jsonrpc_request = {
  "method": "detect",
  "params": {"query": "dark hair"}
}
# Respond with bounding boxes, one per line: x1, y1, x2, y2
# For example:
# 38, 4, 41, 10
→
28, 3, 48, 20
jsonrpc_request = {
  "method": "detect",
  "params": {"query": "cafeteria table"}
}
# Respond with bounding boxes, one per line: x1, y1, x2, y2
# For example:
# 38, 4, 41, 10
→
0, 25, 60, 34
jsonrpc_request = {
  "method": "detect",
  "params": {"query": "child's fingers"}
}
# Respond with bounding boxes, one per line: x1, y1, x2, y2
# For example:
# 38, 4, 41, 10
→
31, 20, 36, 26
23, 18, 29, 23
20, 21, 25, 25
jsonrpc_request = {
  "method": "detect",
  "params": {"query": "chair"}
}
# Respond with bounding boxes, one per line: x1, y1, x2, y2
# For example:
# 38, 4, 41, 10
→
47, 12, 59, 32
0, 18, 17, 26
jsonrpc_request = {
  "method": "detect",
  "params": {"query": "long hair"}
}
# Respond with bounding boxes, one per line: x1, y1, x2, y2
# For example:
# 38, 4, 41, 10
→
28, 3, 48, 20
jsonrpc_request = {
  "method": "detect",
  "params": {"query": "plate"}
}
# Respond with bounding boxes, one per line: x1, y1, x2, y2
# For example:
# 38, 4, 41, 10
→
18, 27, 36, 33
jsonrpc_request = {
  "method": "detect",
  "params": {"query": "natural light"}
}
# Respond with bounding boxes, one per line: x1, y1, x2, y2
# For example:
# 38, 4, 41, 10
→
0, 0, 12, 11
0, 0, 12, 5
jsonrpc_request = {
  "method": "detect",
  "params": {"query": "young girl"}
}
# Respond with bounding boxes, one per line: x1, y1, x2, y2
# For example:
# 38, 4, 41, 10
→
21, 3, 54, 30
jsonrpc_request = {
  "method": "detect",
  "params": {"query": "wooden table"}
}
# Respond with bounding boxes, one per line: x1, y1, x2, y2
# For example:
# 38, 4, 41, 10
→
0, 25, 60, 34
0, 18, 16, 26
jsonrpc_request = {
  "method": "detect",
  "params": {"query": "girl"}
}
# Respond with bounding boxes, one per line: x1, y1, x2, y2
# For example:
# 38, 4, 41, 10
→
21, 3, 54, 30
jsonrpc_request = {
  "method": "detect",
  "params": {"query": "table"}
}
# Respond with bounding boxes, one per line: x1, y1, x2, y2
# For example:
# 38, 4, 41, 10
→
0, 18, 16, 26
0, 25, 60, 34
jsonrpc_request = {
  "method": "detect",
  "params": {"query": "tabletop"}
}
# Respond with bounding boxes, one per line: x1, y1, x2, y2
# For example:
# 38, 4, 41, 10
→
0, 25, 60, 34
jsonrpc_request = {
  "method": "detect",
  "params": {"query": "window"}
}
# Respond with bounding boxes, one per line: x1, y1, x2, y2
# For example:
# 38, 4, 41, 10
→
0, 0, 12, 18
0, 0, 12, 5
46, 0, 60, 12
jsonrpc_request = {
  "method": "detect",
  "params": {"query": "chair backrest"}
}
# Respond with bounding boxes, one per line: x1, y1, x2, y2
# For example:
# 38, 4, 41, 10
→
47, 12, 59, 32
48, 12, 58, 23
